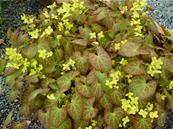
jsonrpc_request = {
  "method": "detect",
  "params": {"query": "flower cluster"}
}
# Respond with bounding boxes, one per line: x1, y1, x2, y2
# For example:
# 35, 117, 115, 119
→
114, 39, 127, 50
120, 5, 128, 14
21, 0, 85, 39
105, 71, 122, 89
168, 81, 173, 90
147, 57, 163, 77
119, 116, 130, 127
121, 92, 139, 115
38, 49, 53, 59
61, 58, 76, 74
130, 0, 147, 37
78, 120, 97, 129
138, 103, 158, 120
6, 48, 43, 76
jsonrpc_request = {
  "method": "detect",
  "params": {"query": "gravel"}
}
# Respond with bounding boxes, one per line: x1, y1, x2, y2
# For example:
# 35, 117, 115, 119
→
0, 0, 173, 129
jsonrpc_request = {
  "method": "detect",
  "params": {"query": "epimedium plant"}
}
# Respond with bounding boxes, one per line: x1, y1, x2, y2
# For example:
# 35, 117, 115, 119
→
1, 0, 173, 128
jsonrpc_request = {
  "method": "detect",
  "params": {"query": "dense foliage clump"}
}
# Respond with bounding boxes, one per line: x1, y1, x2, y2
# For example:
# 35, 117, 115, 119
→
1, 0, 173, 128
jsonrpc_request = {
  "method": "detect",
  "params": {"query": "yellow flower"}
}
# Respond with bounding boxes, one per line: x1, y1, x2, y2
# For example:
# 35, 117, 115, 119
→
122, 116, 130, 127
47, 93, 56, 100
120, 58, 128, 66
139, 109, 148, 118
120, 6, 128, 14
160, 94, 166, 100
62, 58, 76, 73
47, 2, 57, 10
43, 10, 49, 18
114, 43, 121, 50
146, 103, 154, 112
168, 81, 173, 90
105, 71, 122, 89
147, 57, 163, 77
89, 32, 96, 39
28, 29, 40, 39
149, 111, 158, 119
21, 14, 35, 24
121, 39, 127, 45
41, 26, 53, 37
121, 92, 139, 115
97, 31, 105, 40
38, 49, 53, 59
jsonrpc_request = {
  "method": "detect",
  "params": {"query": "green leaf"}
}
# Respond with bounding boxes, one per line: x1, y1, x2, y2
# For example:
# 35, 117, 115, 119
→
38, 107, 67, 129
22, 43, 37, 59
76, 84, 91, 98
123, 60, 145, 75
104, 108, 124, 129
145, 32, 154, 48
79, 26, 92, 40
0, 59, 6, 74
95, 71, 107, 85
83, 98, 98, 121
86, 70, 97, 85
73, 51, 89, 74
67, 95, 83, 121
29, 88, 49, 102
11, 121, 28, 129
57, 71, 79, 92
118, 41, 141, 57
110, 90, 124, 106
3, 111, 13, 126
89, 47, 112, 72
132, 116, 152, 129
58, 118, 72, 129
71, 39, 88, 47
161, 57, 173, 73
129, 77, 157, 99
8, 90, 18, 102
100, 94, 112, 109
91, 81, 104, 100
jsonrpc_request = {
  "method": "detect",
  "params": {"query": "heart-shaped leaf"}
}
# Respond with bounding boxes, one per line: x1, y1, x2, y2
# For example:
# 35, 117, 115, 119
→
129, 77, 157, 99
83, 97, 98, 121
132, 116, 152, 129
11, 120, 28, 129
100, 94, 112, 109
58, 118, 72, 129
104, 108, 124, 129
110, 90, 124, 106
67, 94, 83, 121
89, 47, 112, 72
91, 81, 104, 100
161, 57, 173, 73
73, 51, 89, 74
71, 39, 88, 47
38, 107, 67, 129
76, 84, 91, 98
123, 60, 145, 75
118, 41, 141, 57
22, 43, 37, 59
57, 71, 79, 92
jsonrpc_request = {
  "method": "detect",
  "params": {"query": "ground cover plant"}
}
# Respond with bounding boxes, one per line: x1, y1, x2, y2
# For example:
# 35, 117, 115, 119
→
1, 0, 173, 128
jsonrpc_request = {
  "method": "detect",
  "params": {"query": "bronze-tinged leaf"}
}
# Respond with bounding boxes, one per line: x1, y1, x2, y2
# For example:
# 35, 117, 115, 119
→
8, 90, 18, 102
71, 39, 88, 47
83, 97, 98, 121
131, 115, 152, 129
118, 41, 142, 57
104, 108, 124, 129
161, 57, 173, 73
64, 41, 73, 59
11, 120, 28, 129
89, 46, 112, 72
129, 77, 157, 100
57, 71, 79, 92
78, 26, 92, 40
91, 81, 104, 100
123, 60, 145, 75
29, 88, 49, 102
76, 84, 91, 98
38, 107, 67, 129
100, 94, 112, 110
155, 103, 167, 128
22, 43, 37, 59
94, 7, 107, 22
110, 90, 124, 106
86, 70, 97, 85
67, 94, 83, 121
73, 51, 89, 74
58, 118, 72, 129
